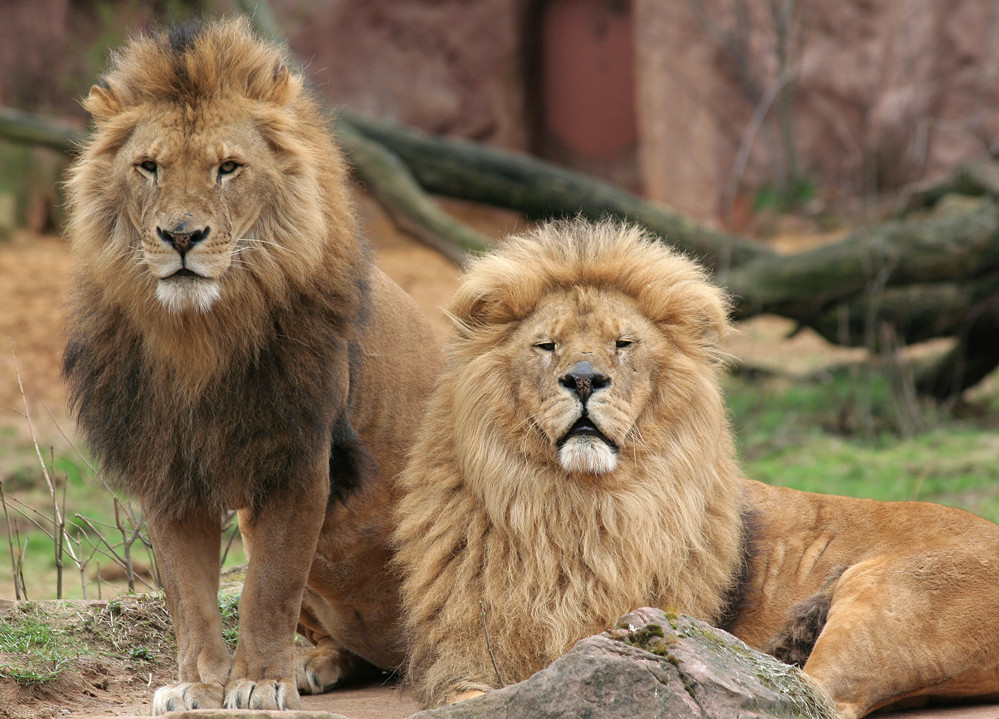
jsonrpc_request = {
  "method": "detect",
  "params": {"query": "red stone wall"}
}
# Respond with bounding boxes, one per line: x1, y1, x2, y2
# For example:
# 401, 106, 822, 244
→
3, 0, 999, 223
279, 0, 531, 149
634, 0, 999, 220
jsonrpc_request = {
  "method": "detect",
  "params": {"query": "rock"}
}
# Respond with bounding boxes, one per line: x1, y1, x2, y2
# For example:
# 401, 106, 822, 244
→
411, 607, 835, 719
280, 0, 529, 149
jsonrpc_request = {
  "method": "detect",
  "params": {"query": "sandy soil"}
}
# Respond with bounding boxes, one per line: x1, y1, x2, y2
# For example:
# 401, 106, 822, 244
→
1, 194, 995, 719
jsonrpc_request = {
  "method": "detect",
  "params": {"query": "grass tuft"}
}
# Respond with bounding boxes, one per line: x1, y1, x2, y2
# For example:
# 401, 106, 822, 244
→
0, 603, 80, 686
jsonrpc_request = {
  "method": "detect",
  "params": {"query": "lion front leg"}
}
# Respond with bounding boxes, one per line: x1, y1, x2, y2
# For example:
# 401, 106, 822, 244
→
225, 470, 328, 710
145, 508, 231, 715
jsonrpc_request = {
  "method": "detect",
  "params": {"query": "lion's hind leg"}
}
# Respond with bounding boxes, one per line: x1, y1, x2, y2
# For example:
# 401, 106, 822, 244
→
295, 593, 382, 694
795, 554, 999, 719
295, 638, 379, 694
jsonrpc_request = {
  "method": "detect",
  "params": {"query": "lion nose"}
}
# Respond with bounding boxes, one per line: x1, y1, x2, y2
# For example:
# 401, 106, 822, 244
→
156, 225, 210, 257
559, 361, 610, 404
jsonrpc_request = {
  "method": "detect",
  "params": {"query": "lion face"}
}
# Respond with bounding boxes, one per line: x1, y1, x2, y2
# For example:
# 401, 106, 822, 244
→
506, 286, 670, 476
116, 111, 276, 313
68, 21, 335, 320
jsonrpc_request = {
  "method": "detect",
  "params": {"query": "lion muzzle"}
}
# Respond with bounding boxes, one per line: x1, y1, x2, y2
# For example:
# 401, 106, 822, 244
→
157, 224, 211, 258
557, 417, 619, 476
559, 360, 610, 404
151, 221, 222, 312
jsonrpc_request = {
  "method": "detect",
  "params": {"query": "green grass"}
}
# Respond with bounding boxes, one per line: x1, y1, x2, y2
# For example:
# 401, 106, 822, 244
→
0, 592, 241, 688
219, 591, 241, 650
727, 370, 999, 523
0, 603, 81, 685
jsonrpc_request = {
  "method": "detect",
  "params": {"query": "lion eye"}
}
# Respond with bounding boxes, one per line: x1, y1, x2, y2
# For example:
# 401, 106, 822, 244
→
615, 339, 634, 349
217, 160, 241, 178
535, 341, 556, 352
137, 160, 158, 175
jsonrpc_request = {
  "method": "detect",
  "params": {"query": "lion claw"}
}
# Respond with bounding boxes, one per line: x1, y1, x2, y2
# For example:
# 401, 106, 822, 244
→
223, 676, 301, 710
152, 681, 224, 715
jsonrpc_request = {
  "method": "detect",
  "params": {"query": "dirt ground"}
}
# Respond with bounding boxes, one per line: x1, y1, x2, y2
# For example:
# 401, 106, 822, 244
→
1, 195, 996, 719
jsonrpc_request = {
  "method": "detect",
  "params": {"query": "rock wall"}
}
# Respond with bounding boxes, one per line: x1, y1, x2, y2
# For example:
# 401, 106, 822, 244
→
634, 0, 999, 220
3, 0, 999, 224
279, 0, 531, 149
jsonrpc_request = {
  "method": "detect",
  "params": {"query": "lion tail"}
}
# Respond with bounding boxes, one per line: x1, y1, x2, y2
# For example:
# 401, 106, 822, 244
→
765, 565, 848, 667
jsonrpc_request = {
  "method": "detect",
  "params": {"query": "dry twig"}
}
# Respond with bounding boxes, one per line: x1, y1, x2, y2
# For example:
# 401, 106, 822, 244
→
479, 600, 505, 688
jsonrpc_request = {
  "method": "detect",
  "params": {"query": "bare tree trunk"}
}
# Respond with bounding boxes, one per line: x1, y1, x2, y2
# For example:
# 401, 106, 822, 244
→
0, 107, 82, 153
336, 121, 492, 263
724, 199, 999, 321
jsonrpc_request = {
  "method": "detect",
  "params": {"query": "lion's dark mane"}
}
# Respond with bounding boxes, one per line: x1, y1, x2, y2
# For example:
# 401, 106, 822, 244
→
64, 273, 375, 520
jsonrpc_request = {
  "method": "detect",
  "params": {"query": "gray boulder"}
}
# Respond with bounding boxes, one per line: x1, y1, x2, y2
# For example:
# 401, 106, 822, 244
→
411, 607, 835, 719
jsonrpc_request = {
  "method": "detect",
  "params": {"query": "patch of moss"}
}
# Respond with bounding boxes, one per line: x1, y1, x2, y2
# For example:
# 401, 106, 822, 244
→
613, 620, 677, 657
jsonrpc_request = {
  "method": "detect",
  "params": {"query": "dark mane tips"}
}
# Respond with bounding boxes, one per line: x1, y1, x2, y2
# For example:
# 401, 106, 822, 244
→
166, 21, 204, 55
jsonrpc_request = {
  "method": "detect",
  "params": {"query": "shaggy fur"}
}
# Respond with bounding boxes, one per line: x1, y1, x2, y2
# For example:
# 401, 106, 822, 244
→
64, 18, 442, 714
393, 221, 745, 706
395, 220, 999, 718
765, 566, 846, 667
64, 18, 366, 514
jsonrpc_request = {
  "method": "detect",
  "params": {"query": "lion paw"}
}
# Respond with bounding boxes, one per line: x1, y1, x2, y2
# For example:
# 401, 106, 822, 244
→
152, 682, 224, 715
449, 689, 486, 704
296, 644, 362, 694
223, 677, 301, 710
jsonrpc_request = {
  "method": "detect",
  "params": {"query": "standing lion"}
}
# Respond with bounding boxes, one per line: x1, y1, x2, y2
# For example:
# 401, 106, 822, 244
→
63, 18, 442, 713
393, 220, 999, 717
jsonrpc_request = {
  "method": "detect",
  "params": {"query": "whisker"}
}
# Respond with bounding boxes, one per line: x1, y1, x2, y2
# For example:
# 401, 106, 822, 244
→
238, 237, 283, 248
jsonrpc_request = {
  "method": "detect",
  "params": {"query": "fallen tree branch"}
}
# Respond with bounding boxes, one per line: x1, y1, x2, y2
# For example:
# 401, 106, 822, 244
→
906, 156, 999, 211
335, 120, 492, 264
806, 272, 999, 348
0, 106, 82, 153
725, 199, 999, 320
915, 295, 999, 400
340, 112, 774, 271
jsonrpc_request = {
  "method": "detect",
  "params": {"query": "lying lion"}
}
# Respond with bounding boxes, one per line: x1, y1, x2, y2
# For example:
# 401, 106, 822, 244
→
63, 18, 442, 713
393, 220, 999, 718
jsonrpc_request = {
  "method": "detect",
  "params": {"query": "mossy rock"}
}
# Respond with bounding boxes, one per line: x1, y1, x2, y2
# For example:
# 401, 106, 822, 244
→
412, 608, 835, 719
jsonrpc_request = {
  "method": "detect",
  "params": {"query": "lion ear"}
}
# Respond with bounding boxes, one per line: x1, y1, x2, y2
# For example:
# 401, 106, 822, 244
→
249, 61, 301, 105
643, 280, 731, 351
446, 288, 496, 338
445, 280, 521, 339
84, 83, 121, 123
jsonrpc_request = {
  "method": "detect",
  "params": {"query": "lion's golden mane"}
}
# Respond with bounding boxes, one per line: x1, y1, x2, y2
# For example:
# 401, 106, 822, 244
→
393, 221, 746, 706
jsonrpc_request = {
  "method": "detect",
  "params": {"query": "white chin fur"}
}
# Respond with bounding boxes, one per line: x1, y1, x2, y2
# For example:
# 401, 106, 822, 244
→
155, 278, 221, 313
559, 436, 618, 474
